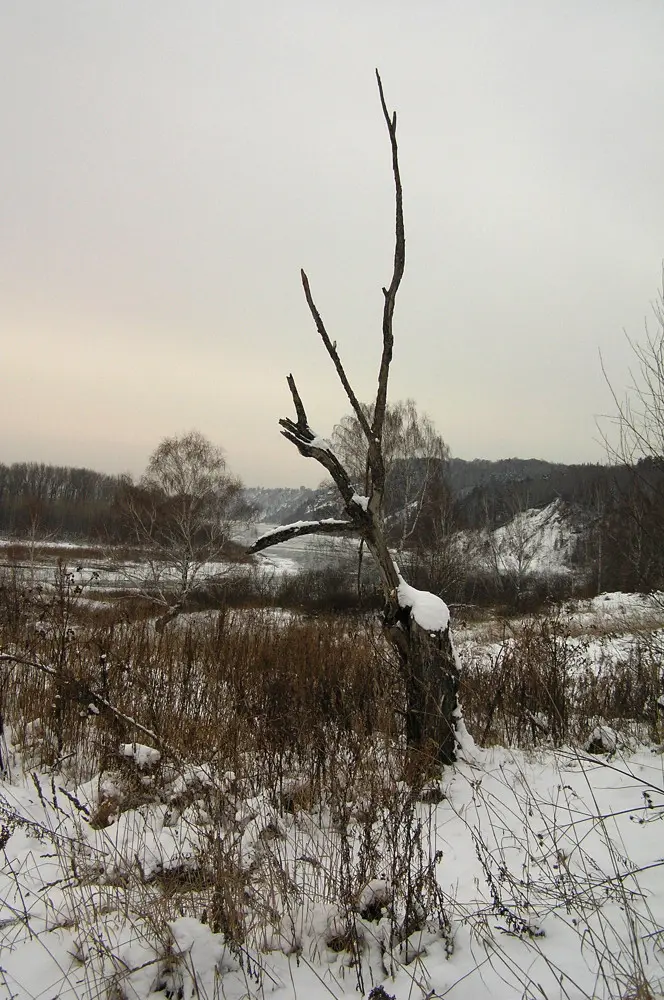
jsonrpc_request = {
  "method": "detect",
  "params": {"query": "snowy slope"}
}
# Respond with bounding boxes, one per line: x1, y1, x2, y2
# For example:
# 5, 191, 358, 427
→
480, 498, 583, 577
1, 742, 662, 999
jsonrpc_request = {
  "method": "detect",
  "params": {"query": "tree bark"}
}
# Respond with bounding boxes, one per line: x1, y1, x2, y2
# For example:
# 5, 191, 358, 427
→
388, 613, 459, 766
251, 506, 461, 764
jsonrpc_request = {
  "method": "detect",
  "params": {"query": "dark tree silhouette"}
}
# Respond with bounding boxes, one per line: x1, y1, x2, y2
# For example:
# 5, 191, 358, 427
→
249, 73, 464, 765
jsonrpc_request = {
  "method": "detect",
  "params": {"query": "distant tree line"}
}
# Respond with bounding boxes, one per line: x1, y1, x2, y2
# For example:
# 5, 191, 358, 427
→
0, 462, 124, 539
3, 450, 664, 601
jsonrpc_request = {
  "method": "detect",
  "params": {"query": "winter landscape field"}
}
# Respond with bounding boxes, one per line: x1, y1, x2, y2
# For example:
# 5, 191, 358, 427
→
1, 514, 663, 1000
4, 6, 664, 998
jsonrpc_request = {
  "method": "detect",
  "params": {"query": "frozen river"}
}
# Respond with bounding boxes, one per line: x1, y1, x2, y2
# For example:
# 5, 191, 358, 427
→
237, 522, 358, 576
0, 524, 358, 592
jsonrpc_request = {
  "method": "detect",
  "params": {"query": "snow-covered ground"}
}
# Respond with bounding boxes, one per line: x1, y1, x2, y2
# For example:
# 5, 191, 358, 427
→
0, 740, 662, 999
454, 590, 664, 684
1, 590, 663, 999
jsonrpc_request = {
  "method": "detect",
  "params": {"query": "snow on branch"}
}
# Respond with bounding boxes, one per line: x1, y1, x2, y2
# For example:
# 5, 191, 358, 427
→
397, 577, 450, 633
248, 518, 357, 554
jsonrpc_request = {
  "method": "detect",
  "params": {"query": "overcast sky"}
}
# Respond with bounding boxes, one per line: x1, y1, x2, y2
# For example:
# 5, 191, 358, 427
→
2, 2, 664, 486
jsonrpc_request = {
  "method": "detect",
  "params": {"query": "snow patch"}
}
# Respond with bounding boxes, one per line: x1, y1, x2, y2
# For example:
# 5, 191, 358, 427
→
119, 743, 161, 768
351, 493, 369, 512
397, 578, 450, 632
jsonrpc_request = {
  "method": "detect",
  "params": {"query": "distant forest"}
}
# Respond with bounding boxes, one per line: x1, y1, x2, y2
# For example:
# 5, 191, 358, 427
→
3, 456, 664, 595
448, 457, 629, 528
248, 458, 634, 530
0, 457, 649, 536
0, 462, 124, 539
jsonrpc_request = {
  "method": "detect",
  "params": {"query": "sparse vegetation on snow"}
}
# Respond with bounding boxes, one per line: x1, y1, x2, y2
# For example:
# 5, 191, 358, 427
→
2, 46, 664, 1000
0, 555, 663, 999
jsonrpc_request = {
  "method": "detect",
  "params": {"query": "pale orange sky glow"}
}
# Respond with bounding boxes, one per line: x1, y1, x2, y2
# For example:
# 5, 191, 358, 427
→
3, 2, 664, 485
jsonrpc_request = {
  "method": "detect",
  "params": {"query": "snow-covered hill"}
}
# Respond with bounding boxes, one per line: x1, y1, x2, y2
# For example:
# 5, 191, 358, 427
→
475, 498, 586, 579
244, 484, 342, 524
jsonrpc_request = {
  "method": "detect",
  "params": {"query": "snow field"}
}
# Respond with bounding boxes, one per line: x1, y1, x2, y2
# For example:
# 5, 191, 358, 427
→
0, 740, 662, 999
1, 565, 663, 999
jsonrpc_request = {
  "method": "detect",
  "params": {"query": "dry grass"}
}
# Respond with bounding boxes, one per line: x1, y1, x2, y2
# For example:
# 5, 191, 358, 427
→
1, 563, 663, 999
459, 608, 664, 747
0, 565, 400, 781
3, 565, 663, 775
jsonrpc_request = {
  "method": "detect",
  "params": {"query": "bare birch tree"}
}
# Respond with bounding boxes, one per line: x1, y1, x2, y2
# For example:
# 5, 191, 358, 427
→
249, 73, 465, 765
332, 398, 449, 549
115, 431, 250, 626
332, 398, 450, 598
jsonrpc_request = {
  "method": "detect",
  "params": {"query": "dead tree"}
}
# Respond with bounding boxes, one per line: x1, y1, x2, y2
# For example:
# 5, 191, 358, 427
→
249, 72, 463, 765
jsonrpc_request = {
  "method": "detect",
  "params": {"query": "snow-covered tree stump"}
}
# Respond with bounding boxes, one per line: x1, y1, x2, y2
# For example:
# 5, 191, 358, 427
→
388, 580, 460, 765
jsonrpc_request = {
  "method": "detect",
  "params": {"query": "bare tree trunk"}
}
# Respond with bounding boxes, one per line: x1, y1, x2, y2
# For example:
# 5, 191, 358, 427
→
356, 536, 365, 602
387, 609, 459, 765
253, 476, 462, 763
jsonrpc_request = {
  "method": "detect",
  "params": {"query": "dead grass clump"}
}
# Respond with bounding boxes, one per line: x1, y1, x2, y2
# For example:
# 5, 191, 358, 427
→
89, 793, 123, 829
459, 609, 663, 747
1, 564, 402, 792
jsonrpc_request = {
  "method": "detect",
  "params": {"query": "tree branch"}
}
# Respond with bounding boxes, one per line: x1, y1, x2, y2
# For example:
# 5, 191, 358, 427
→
373, 69, 405, 452
286, 373, 309, 432
279, 375, 370, 517
0, 652, 180, 759
248, 519, 358, 554
300, 269, 374, 445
